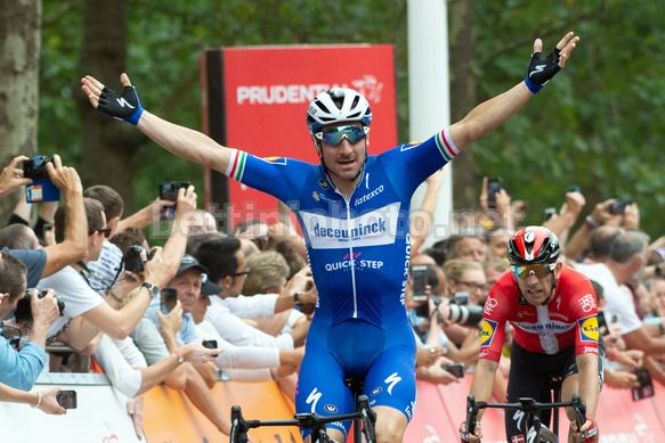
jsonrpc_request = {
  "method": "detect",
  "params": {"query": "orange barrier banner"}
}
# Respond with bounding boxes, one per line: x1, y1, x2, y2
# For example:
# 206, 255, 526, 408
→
404, 375, 665, 443
143, 381, 302, 443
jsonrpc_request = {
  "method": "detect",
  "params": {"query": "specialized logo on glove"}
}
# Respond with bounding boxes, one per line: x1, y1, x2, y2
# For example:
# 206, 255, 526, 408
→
98, 84, 144, 125
524, 48, 562, 93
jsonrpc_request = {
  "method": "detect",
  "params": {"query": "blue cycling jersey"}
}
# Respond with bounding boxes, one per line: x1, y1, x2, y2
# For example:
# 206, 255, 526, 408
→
225, 128, 458, 429
226, 128, 458, 328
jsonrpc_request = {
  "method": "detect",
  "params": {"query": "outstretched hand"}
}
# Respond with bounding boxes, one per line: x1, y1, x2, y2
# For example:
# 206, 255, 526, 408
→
525, 32, 580, 92
81, 73, 144, 124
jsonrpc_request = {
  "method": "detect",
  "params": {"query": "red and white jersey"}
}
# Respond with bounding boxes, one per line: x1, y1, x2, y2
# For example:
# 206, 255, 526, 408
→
479, 265, 599, 362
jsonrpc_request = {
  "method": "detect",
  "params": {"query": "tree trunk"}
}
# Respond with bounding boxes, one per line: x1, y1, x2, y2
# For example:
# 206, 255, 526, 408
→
449, 0, 479, 211
77, 0, 139, 209
0, 0, 41, 218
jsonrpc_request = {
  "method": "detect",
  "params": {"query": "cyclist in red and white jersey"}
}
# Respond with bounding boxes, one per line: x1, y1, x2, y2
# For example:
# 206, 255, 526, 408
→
461, 226, 601, 443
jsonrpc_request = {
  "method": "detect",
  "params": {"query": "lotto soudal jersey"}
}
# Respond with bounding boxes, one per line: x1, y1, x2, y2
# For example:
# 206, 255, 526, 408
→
224, 129, 458, 328
479, 265, 600, 362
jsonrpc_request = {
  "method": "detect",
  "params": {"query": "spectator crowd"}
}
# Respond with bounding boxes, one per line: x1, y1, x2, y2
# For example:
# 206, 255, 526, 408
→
0, 154, 661, 438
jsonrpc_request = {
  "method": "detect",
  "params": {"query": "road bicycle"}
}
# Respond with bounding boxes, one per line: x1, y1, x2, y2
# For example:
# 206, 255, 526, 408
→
229, 391, 376, 443
463, 394, 587, 443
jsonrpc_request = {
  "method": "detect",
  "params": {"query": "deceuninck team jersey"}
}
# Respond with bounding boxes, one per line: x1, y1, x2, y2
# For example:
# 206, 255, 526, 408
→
223, 129, 458, 431
225, 129, 457, 329
479, 265, 600, 363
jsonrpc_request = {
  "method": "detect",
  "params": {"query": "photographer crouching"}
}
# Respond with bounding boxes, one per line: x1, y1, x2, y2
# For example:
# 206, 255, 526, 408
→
0, 252, 67, 413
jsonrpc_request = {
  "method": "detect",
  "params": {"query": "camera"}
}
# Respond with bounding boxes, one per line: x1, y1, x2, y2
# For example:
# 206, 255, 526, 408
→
609, 198, 633, 215
23, 155, 52, 180
159, 181, 192, 219
632, 367, 654, 401
14, 289, 65, 324
597, 311, 618, 337
202, 339, 218, 349
123, 245, 155, 273
160, 287, 178, 315
453, 292, 470, 306
159, 181, 192, 202
56, 390, 77, 409
22, 155, 60, 203
410, 264, 439, 303
411, 264, 429, 302
487, 177, 503, 209
447, 302, 484, 327
567, 185, 581, 193
441, 362, 465, 378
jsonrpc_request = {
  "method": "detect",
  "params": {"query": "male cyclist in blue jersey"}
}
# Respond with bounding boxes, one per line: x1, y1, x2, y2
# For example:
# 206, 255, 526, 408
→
82, 32, 580, 443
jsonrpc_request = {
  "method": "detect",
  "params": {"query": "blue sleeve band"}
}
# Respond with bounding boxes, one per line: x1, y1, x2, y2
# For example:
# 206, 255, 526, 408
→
523, 77, 543, 94
125, 106, 144, 125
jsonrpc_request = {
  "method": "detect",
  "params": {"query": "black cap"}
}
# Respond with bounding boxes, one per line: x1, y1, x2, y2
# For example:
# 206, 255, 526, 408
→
176, 254, 208, 277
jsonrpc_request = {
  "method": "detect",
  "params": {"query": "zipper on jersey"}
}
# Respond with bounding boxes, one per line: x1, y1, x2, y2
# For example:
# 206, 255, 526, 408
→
325, 168, 366, 320
536, 306, 559, 354
331, 189, 359, 319
344, 198, 358, 318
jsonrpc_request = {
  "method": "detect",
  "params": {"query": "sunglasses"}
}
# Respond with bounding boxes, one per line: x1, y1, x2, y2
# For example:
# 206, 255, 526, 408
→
90, 227, 112, 238
230, 267, 251, 277
314, 125, 368, 146
512, 263, 554, 280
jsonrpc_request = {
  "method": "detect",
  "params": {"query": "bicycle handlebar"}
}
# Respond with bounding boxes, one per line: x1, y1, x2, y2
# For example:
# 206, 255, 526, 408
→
464, 394, 588, 434
229, 395, 377, 443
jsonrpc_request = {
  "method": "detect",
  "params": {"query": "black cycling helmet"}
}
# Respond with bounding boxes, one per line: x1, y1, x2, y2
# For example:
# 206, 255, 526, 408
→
507, 226, 560, 266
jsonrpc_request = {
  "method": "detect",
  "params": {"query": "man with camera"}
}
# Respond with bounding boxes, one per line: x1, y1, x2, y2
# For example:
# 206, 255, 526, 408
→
37, 196, 175, 349
75, 186, 232, 435
0, 253, 60, 391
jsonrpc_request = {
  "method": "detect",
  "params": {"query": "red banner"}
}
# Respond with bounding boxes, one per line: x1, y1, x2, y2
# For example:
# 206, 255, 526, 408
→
218, 44, 397, 228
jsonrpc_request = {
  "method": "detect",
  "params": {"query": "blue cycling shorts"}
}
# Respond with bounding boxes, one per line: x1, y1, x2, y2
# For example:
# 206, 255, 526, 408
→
295, 319, 416, 437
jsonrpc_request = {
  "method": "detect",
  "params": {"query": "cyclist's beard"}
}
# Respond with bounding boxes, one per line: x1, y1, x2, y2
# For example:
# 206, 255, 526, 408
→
319, 145, 367, 186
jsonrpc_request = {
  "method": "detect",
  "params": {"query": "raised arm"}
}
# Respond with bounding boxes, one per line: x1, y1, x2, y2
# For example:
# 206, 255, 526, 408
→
448, 32, 580, 152
41, 156, 87, 277
81, 73, 233, 172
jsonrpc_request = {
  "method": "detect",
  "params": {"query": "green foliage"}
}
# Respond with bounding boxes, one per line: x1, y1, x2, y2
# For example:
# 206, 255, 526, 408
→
471, 0, 665, 235
38, 0, 664, 237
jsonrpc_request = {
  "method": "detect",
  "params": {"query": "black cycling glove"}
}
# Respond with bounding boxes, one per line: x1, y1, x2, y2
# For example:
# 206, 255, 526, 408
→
524, 47, 561, 93
97, 84, 144, 125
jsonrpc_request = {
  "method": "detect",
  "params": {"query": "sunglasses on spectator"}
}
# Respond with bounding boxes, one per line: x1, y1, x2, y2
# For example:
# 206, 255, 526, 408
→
314, 125, 369, 146
230, 267, 251, 277
90, 227, 112, 238
512, 263, 554, 280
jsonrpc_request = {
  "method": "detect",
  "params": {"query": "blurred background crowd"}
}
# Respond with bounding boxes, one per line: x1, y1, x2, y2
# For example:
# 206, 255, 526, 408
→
0, 154, 661, 437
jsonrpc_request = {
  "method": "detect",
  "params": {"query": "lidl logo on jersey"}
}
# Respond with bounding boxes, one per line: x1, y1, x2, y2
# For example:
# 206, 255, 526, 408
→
300, 203, 400, 249
479, 319, 497, 347
578, 315, 599, 343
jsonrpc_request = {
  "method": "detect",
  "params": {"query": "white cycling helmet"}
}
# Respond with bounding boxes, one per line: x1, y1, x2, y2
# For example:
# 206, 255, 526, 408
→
307, 88, 372, 134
